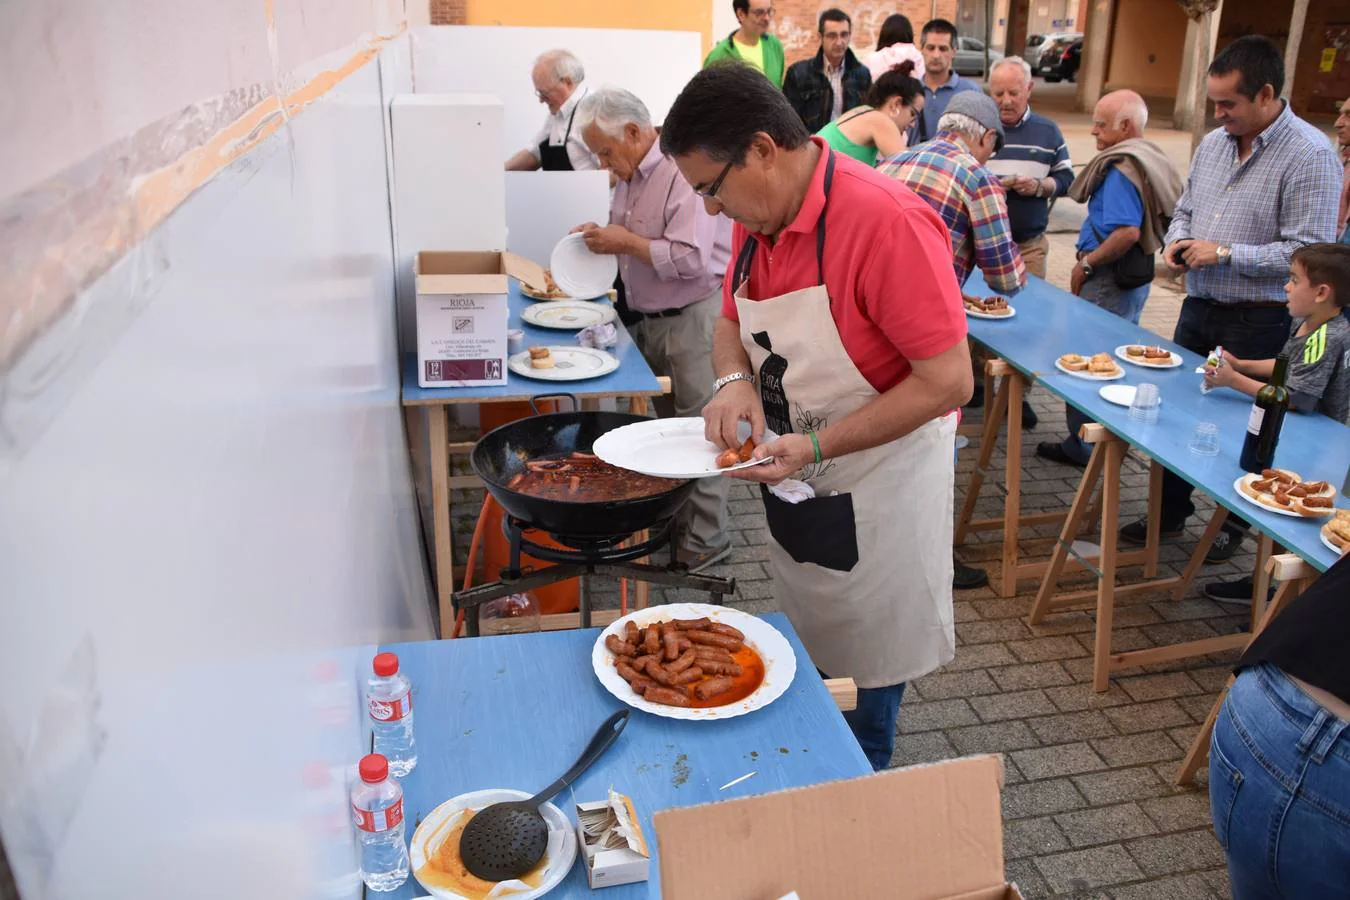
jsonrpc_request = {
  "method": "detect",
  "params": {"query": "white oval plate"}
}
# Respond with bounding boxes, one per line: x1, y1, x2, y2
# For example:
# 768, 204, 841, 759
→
593, 418, 777, 479
1233, 473, 1335, 519
1099, 384, 1137, 407
508, 347, 619, 381
1324, 526, 1346, 556
521, 301, 616, 330
1055, 358, 1125, 381
519, 282, 607, 302
1114, 345, 1183, 369
409, 789, 576, 900
965, 305, 1017, 320
592, 603, 797, 721
550, 233, 618, 299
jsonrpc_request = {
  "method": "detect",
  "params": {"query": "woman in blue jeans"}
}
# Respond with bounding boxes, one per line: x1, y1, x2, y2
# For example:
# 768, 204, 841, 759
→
1210, 550, 1350, 898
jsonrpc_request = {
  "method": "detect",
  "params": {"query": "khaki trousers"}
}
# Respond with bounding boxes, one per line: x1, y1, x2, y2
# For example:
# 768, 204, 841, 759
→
1017, 233, 1049, 280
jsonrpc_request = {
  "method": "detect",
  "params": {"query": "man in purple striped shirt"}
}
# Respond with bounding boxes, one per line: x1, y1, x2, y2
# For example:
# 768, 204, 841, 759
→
574, 86, 732, 571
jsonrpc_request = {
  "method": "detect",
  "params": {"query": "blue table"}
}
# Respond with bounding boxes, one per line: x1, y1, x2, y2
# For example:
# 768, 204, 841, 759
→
380, 615, 870, 898
400, 283, 665, 633
964, 272, 1349, 577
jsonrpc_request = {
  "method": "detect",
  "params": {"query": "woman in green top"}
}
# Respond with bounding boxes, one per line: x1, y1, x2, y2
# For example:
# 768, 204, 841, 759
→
816, 60, 924, 166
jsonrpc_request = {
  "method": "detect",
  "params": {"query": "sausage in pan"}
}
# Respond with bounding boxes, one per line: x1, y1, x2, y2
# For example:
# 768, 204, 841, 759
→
605, 635, 637, 657
694, 676, 735, 700
645, 686, 692, 707
686, 630, 742, 651
670, 666, 704, 685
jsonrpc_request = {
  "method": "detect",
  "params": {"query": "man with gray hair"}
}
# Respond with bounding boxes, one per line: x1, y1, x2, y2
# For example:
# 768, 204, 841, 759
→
1037, 89, 1184, 468
985, 55, 1073, 281
570, 87, 731, 570
505, 49, 599, 171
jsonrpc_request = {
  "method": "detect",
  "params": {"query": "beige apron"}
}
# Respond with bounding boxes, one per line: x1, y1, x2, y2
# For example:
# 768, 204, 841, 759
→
731, 151, 955, 688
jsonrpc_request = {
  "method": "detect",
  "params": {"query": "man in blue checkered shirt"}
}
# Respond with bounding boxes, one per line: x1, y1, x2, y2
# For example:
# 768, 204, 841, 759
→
1118, 36, 1342, 562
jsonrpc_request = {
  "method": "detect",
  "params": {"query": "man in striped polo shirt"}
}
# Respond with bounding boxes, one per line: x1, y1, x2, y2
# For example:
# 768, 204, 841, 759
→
985, 56, 1073, 279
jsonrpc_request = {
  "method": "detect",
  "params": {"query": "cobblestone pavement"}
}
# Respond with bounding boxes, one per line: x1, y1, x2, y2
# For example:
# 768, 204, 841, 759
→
449, 123, 1250, 897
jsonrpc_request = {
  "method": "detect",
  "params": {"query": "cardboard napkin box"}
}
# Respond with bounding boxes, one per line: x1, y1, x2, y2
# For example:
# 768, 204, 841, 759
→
414, 250, 546, 388
654, 754, 1021, 900
576, 791, 650, 889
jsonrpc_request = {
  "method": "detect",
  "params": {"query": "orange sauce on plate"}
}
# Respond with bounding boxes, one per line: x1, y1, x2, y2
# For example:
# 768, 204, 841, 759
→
687, 645, 765, 708
415, 811, 547, 898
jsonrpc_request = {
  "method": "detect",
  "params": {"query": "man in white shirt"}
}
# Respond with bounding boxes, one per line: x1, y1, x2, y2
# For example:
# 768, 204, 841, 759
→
505, 50, 600, 172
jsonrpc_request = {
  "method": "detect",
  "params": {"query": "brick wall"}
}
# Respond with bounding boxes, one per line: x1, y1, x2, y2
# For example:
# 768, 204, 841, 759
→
430, 0, 466, 25
773, 0, 958, 67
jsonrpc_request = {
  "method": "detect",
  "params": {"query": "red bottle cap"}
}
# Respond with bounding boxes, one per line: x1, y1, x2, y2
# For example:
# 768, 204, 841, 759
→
359, 754, 389, 784
373, 652, 399, 677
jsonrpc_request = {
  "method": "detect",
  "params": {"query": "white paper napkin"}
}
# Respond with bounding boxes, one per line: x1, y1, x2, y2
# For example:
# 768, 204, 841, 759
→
767, 478, 815, 504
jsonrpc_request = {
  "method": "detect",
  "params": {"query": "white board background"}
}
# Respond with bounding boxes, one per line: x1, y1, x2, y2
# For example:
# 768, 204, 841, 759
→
505, 170, 612, 270
410, 25, 702, 158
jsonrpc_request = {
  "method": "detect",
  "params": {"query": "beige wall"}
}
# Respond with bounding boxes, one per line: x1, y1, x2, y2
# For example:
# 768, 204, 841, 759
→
1105, 0, 1188, 97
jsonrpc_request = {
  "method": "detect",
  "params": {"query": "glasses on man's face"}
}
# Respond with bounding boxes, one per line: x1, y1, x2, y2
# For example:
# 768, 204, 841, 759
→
694, 159, 736, 199
747, 7, 773, 19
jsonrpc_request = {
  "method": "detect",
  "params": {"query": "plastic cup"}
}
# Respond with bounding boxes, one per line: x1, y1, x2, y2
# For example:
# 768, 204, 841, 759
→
1189, 422, 1221, 457
1128, 383, 1161, 425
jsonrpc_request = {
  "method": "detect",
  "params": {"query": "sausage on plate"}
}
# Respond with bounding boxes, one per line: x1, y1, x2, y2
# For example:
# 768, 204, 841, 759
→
605, 635, 637, 657
686, 630, 742, 651
644, 624, 662, 656
669, 666, 704, 686
663, 628, 682, 661
698, 659, 743, 676
645, 663, 674, 686
692, 645, 734, 662
672, 618, 712, 631
668, 648, 698, 674
708, 622, 745, 641
624, 621, 640, 645
645, 686, 692, 707
694, 676, 735, 700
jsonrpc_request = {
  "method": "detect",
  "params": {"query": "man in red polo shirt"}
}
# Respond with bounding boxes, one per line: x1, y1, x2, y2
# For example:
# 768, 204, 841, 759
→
661, 63, 972, 769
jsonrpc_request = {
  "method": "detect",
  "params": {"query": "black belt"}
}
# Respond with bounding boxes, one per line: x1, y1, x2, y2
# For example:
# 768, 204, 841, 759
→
1188, 296, 1287, 311
638, 307, 683, 319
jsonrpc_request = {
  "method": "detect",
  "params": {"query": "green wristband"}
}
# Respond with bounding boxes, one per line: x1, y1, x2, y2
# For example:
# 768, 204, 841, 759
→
808, 431, 822, 465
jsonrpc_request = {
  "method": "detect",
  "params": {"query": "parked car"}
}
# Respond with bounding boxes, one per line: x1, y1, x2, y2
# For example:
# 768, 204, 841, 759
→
953, 36, 1004, 77
1036, 32, 1082, 80
1043, 38, 1082, 83
1024, 31, 1076, 67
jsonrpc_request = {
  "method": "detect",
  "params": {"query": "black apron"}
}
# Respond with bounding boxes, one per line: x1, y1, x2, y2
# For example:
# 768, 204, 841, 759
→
538, 100, 579, 172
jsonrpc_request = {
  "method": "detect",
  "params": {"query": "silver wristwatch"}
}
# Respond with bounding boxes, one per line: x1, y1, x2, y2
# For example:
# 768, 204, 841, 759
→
1216, 244, 1232, 265
714, 372, 754, 392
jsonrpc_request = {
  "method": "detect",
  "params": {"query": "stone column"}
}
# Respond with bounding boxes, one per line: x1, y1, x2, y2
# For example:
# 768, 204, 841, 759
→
1075, 0, 1115, 112
1172, 3, 1223, 134
1283, 0, 1310, 100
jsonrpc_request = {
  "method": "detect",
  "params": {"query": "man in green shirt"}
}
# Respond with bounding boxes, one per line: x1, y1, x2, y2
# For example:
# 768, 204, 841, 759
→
703, 0, 785, 88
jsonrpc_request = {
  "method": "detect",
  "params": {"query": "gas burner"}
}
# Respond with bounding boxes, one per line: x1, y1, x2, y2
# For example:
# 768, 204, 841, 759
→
452, 517, 738, 636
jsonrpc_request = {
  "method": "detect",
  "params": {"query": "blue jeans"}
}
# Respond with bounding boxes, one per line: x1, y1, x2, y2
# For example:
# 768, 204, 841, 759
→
822, 670, 906, 771
1059, 273, 1150, 464
1210, 664, 1350, 899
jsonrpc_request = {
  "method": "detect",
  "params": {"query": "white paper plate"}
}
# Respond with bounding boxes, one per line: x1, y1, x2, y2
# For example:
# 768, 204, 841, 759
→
593, 418, 777, 479
1055, 358, 1125, 381
521, 301, 616, 330
409, 789, 577, 900
1098, 384, 1138, 407
965, 305, 1017, 320
1233, 473, 1336, 519
549, 234, 618, 299
1114, 345, 1183, 369
508, 347, 619, 381
592, 602, 796, 721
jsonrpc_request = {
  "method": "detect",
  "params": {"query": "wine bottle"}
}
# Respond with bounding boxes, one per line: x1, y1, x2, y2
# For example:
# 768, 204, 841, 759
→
1239, 353, 1290, 474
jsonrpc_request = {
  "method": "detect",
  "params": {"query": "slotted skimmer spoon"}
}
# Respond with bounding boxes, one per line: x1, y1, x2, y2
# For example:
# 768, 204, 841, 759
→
460, 709, 630, 881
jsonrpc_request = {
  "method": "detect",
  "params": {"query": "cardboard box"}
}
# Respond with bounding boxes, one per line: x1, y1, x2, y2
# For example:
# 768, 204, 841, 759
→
576, 792, 651, 889
654, 754, 1021, 900
414, 250, 544, 388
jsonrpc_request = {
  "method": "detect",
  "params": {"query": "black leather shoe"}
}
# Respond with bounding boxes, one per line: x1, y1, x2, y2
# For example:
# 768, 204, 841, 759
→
1205, 529, 1243, 564
1035, 441, 1086, 468
1203, 576, 1271, 606
953, 560, 990, 590
1021, 400, 1039, 430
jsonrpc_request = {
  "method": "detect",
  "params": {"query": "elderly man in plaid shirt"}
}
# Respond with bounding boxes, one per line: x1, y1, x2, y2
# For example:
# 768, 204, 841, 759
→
880, 91, 1025, 590
879, 91, 1026, 296
1116, 36, 1342, 568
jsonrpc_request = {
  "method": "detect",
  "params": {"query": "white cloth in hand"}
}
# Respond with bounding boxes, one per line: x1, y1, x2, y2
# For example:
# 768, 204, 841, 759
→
767, 478, 815, 504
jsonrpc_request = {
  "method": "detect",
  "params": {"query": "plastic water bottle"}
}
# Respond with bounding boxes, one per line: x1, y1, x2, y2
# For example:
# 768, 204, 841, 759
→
367, 652, 417, 776
351, 754, 410, 892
